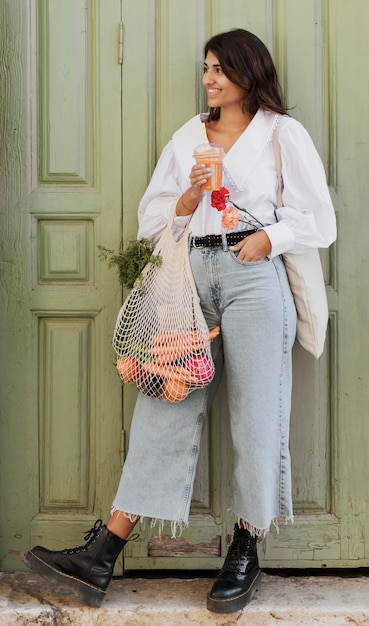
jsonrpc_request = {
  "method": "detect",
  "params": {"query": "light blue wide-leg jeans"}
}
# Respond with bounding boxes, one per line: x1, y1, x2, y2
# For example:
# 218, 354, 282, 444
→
112, 249, 296, 533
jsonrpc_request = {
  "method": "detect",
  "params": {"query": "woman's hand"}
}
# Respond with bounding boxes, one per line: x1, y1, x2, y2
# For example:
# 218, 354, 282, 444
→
189, 164, 212, 195
231, 230, 272, 261
176, 164, 211, 216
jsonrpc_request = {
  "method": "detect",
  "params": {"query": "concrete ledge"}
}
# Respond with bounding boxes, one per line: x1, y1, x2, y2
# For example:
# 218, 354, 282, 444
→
1, 571, 369, 625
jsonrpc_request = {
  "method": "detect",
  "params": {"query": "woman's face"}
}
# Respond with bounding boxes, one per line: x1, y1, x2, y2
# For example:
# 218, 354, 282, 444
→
202, 50, 245, 111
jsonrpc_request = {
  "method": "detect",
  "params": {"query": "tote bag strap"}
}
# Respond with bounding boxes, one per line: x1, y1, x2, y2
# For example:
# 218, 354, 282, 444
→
271, 116, 329, 358
272, 118, 283, 209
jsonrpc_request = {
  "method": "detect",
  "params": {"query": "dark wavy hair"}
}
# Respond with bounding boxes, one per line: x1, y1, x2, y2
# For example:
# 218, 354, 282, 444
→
204, 29, 287, 120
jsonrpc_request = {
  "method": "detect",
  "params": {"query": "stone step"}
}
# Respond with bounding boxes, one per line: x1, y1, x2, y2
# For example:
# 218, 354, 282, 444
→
1, 571, 369, 625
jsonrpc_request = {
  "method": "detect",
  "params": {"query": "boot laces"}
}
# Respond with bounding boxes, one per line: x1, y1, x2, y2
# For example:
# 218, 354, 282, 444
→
62, 519, 103, 555
223, 532, 254, 575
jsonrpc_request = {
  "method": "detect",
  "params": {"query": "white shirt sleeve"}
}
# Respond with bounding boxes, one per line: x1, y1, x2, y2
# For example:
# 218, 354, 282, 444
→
263, 117, 337, 257
137, 141, 191, 242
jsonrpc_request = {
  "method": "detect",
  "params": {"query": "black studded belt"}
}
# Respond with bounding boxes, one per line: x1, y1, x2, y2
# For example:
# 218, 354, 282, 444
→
190, 229, 257, 249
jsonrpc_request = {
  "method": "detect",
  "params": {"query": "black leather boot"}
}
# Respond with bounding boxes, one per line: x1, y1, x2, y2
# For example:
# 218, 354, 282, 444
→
24, 519, 126, 607
207, 523, 262, 613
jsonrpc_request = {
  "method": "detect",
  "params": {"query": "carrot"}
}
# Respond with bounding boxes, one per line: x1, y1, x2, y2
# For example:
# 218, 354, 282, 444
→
154, 356, 185, 365
142, 362, 198, 384
152, 331, 191, 346
190, 327, 219, 349
142, 361, 167, 377
150, 327, 219, 360
209, 326, 220, 340
149, 345, 188, 361
166, 366, 198, 384
153, 327, 219, 346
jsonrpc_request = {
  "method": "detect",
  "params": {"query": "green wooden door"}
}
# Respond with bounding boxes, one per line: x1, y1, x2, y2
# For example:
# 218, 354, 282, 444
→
2, 0, 369, 575
0, 0, 124, 571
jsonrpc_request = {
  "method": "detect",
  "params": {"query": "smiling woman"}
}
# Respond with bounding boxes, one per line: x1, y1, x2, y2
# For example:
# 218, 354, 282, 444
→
24, 27, 336, 615
202, 50, 253, 151
204, 28, 286, 118
203, 52, 247, 109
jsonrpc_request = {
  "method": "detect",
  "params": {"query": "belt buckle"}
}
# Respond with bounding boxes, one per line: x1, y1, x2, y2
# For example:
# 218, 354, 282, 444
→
191, 236, 201, 249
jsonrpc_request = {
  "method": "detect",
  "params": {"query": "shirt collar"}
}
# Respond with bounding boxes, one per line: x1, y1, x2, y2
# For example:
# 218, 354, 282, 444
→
223, 109, 279, 190
172, 109, 279, 190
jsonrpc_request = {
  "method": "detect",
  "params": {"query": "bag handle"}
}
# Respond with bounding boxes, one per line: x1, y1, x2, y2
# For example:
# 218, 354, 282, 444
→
272, 118, 283, 209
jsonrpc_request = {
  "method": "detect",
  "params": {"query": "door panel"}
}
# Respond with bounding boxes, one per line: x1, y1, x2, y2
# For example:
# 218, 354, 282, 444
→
0, 0, 123, 571
29, 0, 123, 551
37, 0, 92, 184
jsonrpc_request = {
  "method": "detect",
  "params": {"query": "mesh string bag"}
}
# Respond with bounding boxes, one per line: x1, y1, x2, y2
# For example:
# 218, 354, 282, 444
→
112, 208, 217, 402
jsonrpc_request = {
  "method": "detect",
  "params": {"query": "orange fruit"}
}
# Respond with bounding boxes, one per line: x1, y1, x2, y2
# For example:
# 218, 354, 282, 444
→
162, 377, 189, 403
116, 355, 140, 383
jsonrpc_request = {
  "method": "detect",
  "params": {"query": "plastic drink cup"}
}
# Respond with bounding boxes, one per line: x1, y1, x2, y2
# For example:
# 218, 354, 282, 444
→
193, 143, 224, 191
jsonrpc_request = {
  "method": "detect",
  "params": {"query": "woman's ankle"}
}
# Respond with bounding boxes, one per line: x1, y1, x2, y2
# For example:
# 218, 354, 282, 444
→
106, 510, 140, 540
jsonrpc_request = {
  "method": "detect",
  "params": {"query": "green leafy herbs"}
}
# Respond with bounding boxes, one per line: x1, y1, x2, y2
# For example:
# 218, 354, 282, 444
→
98, 239, 162, 289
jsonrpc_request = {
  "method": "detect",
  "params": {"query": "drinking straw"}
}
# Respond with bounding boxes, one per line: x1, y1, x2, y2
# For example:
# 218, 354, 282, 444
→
199, 113, 209, 146
202, 122, 209, 145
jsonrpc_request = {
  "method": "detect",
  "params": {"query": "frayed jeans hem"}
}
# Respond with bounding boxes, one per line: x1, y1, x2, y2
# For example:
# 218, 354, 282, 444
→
231, 511, 294, 538
110, 506, 189, 539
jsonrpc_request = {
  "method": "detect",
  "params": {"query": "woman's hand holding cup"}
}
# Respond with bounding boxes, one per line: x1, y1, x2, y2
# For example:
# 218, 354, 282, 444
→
189, 164, 212, 197
176, 143, 223, 216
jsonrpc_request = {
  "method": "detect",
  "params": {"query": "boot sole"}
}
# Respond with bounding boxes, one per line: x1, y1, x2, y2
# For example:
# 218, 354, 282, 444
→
207, 569, 262, 614
24, 550, 106, 608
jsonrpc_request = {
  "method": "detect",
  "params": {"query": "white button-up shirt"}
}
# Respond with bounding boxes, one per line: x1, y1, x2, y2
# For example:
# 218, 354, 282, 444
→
137, 109, 337, 258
